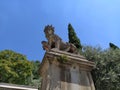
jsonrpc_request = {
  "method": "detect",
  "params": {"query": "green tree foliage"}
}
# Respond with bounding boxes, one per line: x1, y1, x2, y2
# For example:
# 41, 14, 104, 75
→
32, 61, 40, 80
68, 23, 82, 50
30, 60, 41, 88
0, 50, 33, 85
109, 42, 119, 49
82, 46, 120, 90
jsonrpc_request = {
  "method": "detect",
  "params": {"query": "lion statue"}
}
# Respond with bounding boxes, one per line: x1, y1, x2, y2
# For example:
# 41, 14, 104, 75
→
41, 25, 79, 54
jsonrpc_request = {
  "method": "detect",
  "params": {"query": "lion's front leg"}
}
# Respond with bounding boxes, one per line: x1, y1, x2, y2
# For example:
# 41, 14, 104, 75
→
55, 40, 61, 50
48, 38, 52, 49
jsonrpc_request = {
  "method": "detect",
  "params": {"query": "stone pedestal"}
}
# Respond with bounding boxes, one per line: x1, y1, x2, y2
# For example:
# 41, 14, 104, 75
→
40, 49, 95, 90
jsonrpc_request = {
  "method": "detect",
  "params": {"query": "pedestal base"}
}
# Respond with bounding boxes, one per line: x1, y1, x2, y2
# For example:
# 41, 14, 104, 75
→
40, 49, 95, 90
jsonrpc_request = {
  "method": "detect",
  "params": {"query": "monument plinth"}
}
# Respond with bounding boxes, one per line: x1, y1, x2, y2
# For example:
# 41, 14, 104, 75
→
40, 25, 95, 90
40, 49, 95, 90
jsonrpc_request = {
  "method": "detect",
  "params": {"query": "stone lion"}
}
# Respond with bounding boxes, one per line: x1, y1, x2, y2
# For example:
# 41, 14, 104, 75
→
42, 25, 79, 54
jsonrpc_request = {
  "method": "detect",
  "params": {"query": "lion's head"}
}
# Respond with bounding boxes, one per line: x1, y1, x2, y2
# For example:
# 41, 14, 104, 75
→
44, 25, 54, 38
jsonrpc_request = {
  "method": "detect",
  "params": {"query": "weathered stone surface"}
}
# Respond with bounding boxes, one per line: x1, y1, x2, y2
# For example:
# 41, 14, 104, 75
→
40, 49, 95, 90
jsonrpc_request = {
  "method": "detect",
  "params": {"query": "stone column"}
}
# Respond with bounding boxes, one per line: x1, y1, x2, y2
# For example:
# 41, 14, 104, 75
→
40, 49, 95, 90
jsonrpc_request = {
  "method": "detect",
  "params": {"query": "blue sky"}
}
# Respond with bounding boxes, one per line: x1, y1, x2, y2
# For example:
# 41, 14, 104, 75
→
0, 0, 120, 61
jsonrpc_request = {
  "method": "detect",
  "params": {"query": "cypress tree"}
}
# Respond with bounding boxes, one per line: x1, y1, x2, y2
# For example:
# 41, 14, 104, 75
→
109, 42, 119, 49
68, 23, 82, 50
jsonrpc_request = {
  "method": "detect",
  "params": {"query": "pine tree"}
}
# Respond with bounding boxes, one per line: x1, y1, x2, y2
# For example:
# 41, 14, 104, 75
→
68, 23, 82, 50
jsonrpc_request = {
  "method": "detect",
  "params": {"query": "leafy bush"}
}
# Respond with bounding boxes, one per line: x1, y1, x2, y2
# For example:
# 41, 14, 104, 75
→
82, 46, 120, 90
